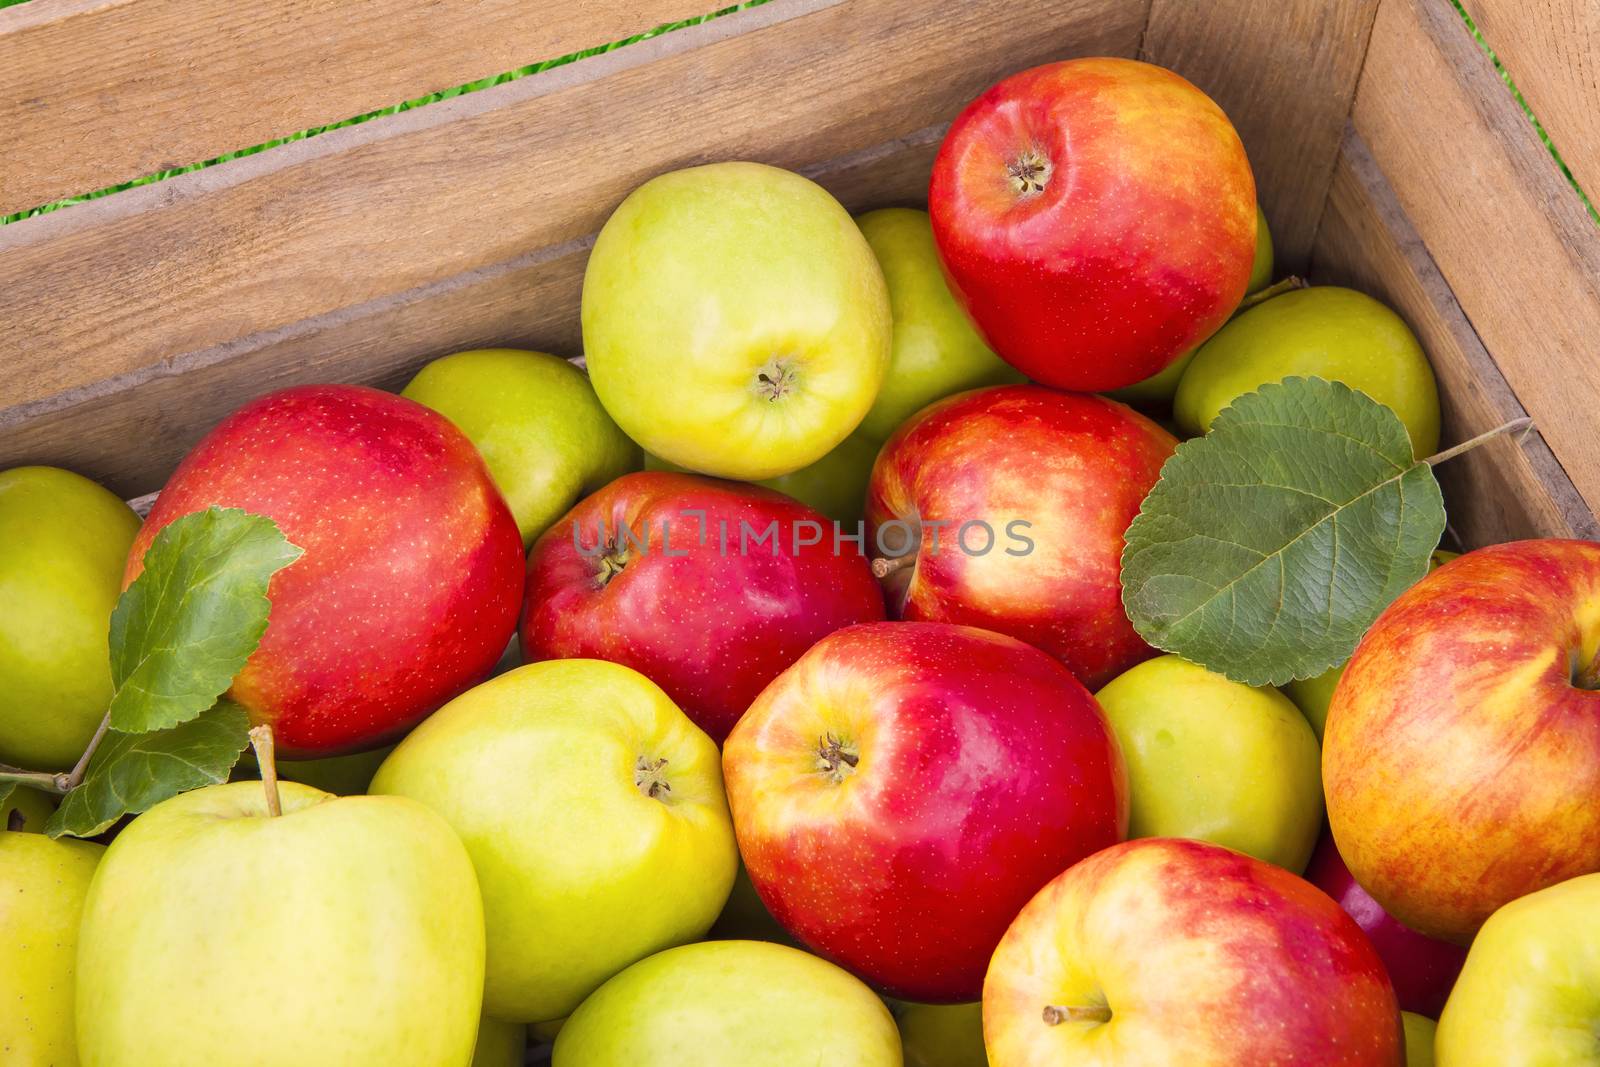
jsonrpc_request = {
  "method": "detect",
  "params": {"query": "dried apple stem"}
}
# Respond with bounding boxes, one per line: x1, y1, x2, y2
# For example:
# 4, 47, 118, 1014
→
1235, 275, 1307, 313
871, 555, 913, 579
249, 724, 282, 818
1042, 1003, 1113, 1026
1424, 417, 1534, 467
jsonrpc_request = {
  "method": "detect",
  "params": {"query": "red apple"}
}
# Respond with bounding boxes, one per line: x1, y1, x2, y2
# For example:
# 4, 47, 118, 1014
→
1304, 833, 1466, 1017
520, 471, 884, 742
127, 384, 523, 756
1323, 539, 1600, 944
866, 385, 1174, 689
929, 57, 1256, 391
722, 621, 1127, 1002
984, 838, 1402, 1066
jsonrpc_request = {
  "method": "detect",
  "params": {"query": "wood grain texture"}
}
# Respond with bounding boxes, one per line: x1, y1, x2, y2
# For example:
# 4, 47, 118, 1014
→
0, 0, 702, 217
1352, 0, 1600, 520
1461, 0, 1600, 203
1140, 0, 1380, 271
1313, 126, 1597, 546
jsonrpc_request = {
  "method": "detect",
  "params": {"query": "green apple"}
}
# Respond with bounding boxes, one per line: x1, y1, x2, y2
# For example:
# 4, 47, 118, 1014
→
0, 830, 103, 1065
471, 1016, 526, 1067
646, 431, 879, 525
552, 940, 901, 1065
1174, 285, 1441, 457
854, 208, 1020, 440
2, 784, 57, 832
1402, 1012, 1436, 1067
1095, 654, 1323, 872
372, 660, 738, 1023
76, 781, 484, 1067
0, 466, 140, 770
892, 1000, 986, 1067
1248, 203, 1274, 294
402, 349, 641, 547
583, 162, 891, 480
1436, 872, 1600, 1065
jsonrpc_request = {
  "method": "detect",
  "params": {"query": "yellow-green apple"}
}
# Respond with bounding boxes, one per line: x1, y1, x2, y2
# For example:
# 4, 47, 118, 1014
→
867, 385, 1175, 689
855, 208, 1020, 439
552, 940, 901, 1066
984, 838, 1403, 1066
1323, 539, 1600, 943
1304, 833, 1467, 1018
1402, 1013, 1435, 1067
1175, 286, 1440, 457
471, 1016, 527, 1067
723, 622, 1127, 1001
894, 1000, 987, 1067
648, 432, 881, 526
930, 57, 1255, 391
2, 785, 56, 832
582, 161, 891, 480
76, 780, 484, 1067
1436, 872, 1600, 1064
127, 385, 524, 756
1094, 654, 1322, 872
0, 830, 102, 1065
402, 348, 641, 547
1248, 204, 1274, 293
520, 471, 884, 742
0, 466, 139, 769
372, 660, 737, 1022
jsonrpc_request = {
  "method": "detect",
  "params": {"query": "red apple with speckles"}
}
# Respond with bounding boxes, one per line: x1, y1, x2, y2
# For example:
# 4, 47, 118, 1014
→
929, 57, 1256, 391
520, 471, 885, 743
1304, 833, 1466, 1018
867, 385, 1175, 690
126, 384, 524, 756
984, 838, 1403, 1066
722, 622, 1128, 1002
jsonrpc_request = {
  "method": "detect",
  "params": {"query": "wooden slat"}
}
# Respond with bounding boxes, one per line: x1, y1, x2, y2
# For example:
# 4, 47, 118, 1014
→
0, 0, 1145, 496
1140, 0, 1381, 271
1351, 0, 1600, 519
1460, 0, 1600, 206
1312, 126, 1598, 546
0, 0, 703, 218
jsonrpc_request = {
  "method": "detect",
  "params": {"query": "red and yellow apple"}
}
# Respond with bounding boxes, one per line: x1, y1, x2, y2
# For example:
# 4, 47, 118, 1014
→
929, 57, 1256, 391
723, 622, 1127, 1002
521, 471, 884, 743
867, 385, 1174, 689
1323, 539, 1600, 943
983, 838, 1403, 1066
128, 385, 524, 756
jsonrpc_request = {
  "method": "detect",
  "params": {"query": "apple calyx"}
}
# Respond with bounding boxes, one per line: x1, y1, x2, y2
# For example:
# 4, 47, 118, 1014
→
248, 724, 282, 818
634, 756, 673, 801
815, 733, 860, 784
1006, 148, 1053, 198
1041, 1002, 1112, 1027
753, 357, 800, 403
594, 542, 631, 587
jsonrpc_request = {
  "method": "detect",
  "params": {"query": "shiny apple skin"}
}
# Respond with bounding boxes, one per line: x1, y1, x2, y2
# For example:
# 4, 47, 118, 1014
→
1304, 833, 1467, 1018
867, 385, 1175, 689
723, 622, 1128, 1002
1323, 539, 1600, 944
521, 471, 885, 743
126, 385, 524, 756
984, 838, 1403, 1067
930, 57, 1255, 391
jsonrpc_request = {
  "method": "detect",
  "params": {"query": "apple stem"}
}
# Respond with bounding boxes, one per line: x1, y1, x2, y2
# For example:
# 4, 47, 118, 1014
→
871, 555, 913, 579
61, 710, 112, 792
1042, 1003, 1112, 1026
249, 724, 282, 818
0, 766, 69, 794
1424, 417, 1535, 467
1235, 275, 1307, 314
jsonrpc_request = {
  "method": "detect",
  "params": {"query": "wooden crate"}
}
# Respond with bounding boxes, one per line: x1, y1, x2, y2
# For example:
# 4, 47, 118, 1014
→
1, 0, 1596, 549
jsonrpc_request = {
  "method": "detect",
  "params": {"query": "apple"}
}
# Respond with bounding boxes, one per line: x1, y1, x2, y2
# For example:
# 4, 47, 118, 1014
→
1094, 654, 1322, 872
867, 385, 1175, 689
855, 208, 1021, 439
707, 863, 796, 946
2, 784, 56, 832
0, 830, 103, 1065
371, 659, 738, 1022
582, 161, 891, 480
1304, 833, 1467, 1017
930, 57, 1255, 391
983, 837, 1403, 1066
0, 466, 140, 770
723, 622, 1127, 1002
471, 1016, 527, 1067
1436, 872, 1600, 1065
1174, 286, 1441, 457
1402, 1013, 1435, 1067
552, 940, 901, 1066
520, 471, 884, 743
649, 432, 881, 526
76, 780, 484, 1067
893, 1000, 987, 1067
1323, 539, 1600, 943
127, 384, 524, 756
402, 349, 641, 547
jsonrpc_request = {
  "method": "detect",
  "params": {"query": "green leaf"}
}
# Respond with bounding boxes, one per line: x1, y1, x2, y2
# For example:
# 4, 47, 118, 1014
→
0, 782, 15, 813
44, 701, 252, 839
108, 507, 302, 734
1121, 376, 1445, 686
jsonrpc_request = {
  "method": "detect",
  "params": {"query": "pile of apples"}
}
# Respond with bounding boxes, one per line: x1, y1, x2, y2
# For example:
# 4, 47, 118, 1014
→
3, 57, 1598, 1067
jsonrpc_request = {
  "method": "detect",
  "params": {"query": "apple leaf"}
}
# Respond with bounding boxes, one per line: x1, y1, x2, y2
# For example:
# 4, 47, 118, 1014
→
44, 700, 252, 839
108, 507, 302, 734
1120, 377, 1444, 686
